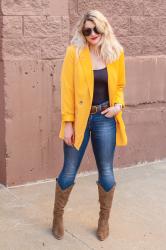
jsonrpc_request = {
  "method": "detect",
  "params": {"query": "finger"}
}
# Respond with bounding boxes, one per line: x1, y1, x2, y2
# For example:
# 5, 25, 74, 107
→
64, 138, 69, 145
71, 134, 75, 144
101, 108, 110, 114
105, 112, 112, 117
64, 138, 72, 146
105, 111, 114, 117
105, 114, 114, 118
68, 138, 73, 146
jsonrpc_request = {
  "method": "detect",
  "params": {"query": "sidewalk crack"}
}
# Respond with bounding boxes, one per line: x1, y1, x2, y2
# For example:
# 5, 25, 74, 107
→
65, 229, 95, 250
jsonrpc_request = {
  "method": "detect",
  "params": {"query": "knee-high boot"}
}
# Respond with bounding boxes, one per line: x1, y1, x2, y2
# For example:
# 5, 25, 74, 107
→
52, 181, 75, 240
96, 182, 116, 241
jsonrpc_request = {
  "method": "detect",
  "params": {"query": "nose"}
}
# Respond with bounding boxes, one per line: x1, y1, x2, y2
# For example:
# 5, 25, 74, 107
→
92, 30, 96, 35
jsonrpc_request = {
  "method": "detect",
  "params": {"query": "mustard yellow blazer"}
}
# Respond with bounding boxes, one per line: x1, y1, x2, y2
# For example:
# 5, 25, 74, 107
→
59, 44, 128, 150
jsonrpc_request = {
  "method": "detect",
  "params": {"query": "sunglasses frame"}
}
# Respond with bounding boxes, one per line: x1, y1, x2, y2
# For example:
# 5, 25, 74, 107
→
82, 26, 101, 37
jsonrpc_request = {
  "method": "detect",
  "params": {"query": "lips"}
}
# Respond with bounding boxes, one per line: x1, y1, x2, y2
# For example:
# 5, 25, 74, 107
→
91, 37, 98, 40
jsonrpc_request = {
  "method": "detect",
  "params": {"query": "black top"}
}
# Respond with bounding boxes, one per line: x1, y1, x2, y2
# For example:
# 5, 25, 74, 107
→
92, 67, 109, 105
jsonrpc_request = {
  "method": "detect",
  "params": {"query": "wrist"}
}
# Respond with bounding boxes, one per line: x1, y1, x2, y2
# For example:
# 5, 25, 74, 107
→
114, 103, 122, 107
65, 121, 73, 125
114, 104, 122, 112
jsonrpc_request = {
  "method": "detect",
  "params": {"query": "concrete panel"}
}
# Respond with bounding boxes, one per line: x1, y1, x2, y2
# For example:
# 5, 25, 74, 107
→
0, 62, 6, 185
4, 60, 62, 186
125, 56, 166, 105
115, 104, 166, 167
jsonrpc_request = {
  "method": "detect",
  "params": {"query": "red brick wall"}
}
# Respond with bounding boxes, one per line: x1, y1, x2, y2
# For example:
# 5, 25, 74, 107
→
70, 0, 166, 56
0, 0, 166, 186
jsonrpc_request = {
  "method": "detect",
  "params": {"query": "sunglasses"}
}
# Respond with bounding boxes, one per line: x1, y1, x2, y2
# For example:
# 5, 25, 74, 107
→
82, 26, 101, 37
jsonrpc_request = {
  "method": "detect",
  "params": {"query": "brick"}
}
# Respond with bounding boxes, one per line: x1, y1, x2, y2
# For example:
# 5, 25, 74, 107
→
78, 0, 112, 16
2, 0, 49, 15
24, 16, 61, 38
62, 16, 70, 45
118, 36, 143, 56
41, 38, 66, 59
108, 16, 130, 37
3, 38, 41, 59
0, 16, 22, 38
69, 0, 80, 35
69, 15, 80, 37
144, 0, 166, 16
130, 17, 159, 36
69, 0, 78, 16
112, 0, 143, 16
47, 0, 68, 16
143, 36, 166, 55
159, 18, 166, 35
2, 0, 68, 16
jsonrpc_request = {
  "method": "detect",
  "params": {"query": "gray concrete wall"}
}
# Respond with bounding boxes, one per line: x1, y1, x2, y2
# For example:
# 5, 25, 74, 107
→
0, 0, 166, 186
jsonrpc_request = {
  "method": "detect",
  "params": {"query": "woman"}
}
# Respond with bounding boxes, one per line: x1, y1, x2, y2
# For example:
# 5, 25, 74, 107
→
52, 10, 127, 241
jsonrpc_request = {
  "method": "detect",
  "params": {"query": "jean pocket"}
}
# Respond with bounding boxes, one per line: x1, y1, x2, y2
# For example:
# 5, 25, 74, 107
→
101, 114, 116, 124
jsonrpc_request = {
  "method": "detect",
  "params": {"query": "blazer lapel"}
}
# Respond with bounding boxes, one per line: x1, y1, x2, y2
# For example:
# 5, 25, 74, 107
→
79, 45, 94, 100
107, 63, 115, 105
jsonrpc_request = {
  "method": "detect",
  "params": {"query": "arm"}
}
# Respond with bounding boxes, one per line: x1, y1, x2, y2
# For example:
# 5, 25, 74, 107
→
113, 50, 126, 109
60, 45, 75, 122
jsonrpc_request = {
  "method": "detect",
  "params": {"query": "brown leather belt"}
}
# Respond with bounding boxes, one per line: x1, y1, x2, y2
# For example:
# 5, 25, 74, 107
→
90, 102, 110, 114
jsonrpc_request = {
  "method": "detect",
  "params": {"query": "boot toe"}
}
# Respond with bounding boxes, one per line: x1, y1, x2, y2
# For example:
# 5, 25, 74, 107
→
96, 230, 109, 241
52, 227, 64, 240
96, 222, 109, 241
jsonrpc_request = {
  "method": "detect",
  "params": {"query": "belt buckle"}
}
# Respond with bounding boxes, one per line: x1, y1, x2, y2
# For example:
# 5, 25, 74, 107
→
91, 105, 98, 114
101, 104, 108, 110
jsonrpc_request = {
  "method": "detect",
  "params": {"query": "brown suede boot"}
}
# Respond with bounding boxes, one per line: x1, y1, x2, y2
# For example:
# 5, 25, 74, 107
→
96, 182, 116, 241
52, 181, 74, 240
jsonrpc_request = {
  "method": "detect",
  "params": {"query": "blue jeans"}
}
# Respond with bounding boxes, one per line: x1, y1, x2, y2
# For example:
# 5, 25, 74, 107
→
56, 100, 116, 192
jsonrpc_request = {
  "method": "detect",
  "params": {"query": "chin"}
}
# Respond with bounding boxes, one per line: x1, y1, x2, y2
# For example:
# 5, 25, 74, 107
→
89, 39, 100, 46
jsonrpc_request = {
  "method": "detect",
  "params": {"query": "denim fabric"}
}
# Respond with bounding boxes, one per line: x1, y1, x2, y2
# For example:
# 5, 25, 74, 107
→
56, 100, 117, 192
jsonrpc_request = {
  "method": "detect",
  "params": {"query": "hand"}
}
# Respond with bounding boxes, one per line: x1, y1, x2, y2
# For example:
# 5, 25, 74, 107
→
101, 104, 122, 118
64, 122, 75, 146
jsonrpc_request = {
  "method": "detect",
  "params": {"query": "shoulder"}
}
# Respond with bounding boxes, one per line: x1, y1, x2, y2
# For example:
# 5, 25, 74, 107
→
116, 49, 125, 67
65, 44, 76, 56
118, 49, 125, 61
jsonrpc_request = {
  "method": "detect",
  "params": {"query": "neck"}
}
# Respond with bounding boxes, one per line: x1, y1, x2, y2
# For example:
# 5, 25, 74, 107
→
88, 43, 101, 55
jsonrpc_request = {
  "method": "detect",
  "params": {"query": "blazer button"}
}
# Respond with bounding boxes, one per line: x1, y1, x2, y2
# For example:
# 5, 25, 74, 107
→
79, 100, 83, 104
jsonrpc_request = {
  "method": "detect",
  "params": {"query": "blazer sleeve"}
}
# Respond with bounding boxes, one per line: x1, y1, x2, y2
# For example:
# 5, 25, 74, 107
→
114, 51, 126, 108
60, 45, 75, 122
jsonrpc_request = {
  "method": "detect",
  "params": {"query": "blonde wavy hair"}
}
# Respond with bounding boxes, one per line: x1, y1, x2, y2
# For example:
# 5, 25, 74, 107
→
70, 10, 124, 64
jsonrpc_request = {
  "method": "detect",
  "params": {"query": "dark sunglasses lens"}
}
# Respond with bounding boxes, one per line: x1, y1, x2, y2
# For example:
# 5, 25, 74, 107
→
82, 26, 101, 36
94, 27, 100, 34
82, 28, 91, 36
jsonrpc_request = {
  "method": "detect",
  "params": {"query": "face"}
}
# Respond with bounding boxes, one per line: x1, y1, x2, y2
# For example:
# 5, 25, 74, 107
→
82, 20, 102, 46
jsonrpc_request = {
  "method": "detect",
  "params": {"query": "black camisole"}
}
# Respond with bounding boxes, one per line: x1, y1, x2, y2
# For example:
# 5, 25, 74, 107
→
92, 67, 109, 105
